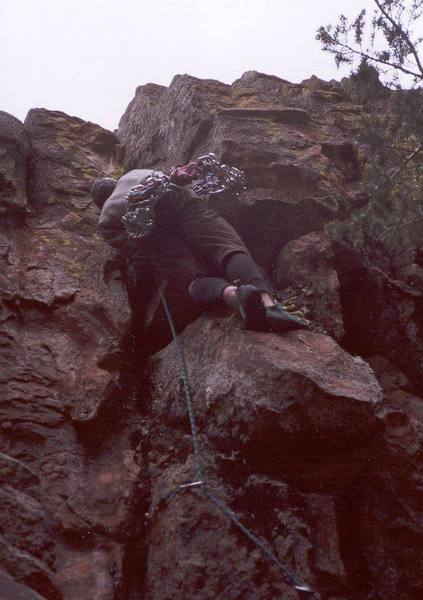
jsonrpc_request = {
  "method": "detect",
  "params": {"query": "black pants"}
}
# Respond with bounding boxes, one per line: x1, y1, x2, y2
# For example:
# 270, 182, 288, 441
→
127, 187, 271, 309
188, 251, 271, 304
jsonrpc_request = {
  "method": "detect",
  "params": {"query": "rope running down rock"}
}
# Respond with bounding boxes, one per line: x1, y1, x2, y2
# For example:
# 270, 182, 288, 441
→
155, 282, 315, 597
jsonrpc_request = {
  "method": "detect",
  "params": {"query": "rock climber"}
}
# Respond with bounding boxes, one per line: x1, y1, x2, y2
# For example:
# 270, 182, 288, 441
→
91, 153, 309, 332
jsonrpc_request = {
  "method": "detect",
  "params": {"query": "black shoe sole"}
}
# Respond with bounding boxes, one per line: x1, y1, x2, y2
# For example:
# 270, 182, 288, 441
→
266, 305, 310, 333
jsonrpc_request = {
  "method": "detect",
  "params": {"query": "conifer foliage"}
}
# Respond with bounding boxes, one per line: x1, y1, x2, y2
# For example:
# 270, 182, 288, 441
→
317, 2, 423, 277
317, 0, 423, 87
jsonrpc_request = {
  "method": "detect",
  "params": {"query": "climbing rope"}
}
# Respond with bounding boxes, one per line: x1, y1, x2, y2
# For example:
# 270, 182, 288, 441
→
156, 283, 315, 597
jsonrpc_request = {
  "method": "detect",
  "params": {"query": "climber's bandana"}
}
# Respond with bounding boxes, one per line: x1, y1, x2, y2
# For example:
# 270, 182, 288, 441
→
121, 153, 246, 238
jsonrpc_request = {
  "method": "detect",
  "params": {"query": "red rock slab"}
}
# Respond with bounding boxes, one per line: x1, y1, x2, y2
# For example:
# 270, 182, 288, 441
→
150, 315, 382, 488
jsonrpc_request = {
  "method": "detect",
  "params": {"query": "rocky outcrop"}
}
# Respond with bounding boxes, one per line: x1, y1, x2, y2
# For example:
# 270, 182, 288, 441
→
0, 71, 421, 599
0, 111, 30, 214
0, 109, 142, 598
118, 72, 364, 271
327, 208, 423, 387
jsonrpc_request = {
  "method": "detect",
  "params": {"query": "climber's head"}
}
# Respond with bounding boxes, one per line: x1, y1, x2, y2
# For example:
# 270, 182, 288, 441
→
91, 177, 118, 209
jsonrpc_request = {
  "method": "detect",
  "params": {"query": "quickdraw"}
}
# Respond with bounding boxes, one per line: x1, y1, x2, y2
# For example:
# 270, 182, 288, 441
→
121, 153, 246, 239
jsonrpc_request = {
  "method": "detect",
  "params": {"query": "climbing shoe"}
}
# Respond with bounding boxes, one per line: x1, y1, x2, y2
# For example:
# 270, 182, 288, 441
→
234, 284, 267, 330
265, 303, 310, 333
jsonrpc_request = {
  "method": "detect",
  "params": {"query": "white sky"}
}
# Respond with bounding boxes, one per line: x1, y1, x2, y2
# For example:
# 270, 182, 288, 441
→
2, 0, 382, 131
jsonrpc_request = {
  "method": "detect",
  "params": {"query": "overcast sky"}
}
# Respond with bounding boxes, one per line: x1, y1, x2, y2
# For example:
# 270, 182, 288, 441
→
2, 0, 382, 131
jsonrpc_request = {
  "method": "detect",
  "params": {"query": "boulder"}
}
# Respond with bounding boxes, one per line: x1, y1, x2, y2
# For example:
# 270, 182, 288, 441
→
141, 316, 382, 598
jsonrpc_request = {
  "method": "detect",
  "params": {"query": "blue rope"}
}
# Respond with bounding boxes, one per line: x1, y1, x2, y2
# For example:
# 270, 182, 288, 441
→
157, 284, 206, 485
156, 283, 315, 596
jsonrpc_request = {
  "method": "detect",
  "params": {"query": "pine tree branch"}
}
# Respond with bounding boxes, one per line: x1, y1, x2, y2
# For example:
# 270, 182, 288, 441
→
373, 0, 423, 76
327, 38, 423, 78
389, 143, 423, 179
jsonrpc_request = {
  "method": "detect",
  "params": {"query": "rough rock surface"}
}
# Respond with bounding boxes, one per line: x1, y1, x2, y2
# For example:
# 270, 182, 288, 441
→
0, 71, 422, 600
0, 111, 30, 214
274, 230, 344, 339
143, 317, 382, 599
118, 72, 364, 271
0, 109, 143, 598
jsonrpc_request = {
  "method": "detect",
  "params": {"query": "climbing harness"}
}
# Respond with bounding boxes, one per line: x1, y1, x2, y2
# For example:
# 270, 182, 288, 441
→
121, 153, 246, 239
155, 283, 315, 597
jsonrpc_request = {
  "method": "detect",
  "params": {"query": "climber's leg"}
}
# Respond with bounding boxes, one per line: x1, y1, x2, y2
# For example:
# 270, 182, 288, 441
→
154, 187, 250, 270
222, 251, 273, 303
188, 276, 231, 304
156, 187, 310, 332
188, 259, 309, 332
188, 253, 271, 300
222, 252, 310, 332
187, 274, 266, 329
187, 252, 271, 329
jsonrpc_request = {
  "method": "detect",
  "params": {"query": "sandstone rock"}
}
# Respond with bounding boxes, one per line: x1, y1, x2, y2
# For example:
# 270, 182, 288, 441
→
357, 356, 423, 599
0, 109, 145, 599
150, 316, 382, 486
274, 230, 344, 339
144, 467, 333, 599
1, 70, 422, 600
399, 262, 423, 292
0, 568, 49, 600
25, 108, 120, 219
118, 73, 364, 270
54, 545, 124, 600
330, 239, 423, 386
0, 453, 59, 598
118, 75, 230, 170
0, 111, 30, 214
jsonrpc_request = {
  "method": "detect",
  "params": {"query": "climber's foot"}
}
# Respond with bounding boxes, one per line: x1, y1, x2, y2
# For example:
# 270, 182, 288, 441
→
266, 303, 311, 333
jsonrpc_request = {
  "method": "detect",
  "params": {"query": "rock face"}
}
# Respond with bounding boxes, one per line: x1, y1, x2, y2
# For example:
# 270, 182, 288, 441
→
0, 109, 142, 599
274, 230, 344, 339
118, 73, 362, 271
0, 71, 422, 600
0, 111, 30, 214
144, 319, 382, 599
